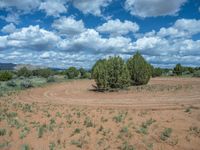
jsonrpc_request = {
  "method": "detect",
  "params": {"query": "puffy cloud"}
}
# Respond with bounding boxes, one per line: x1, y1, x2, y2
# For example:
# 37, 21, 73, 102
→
0, 0, 41, 12
97, 19, 139, 36
59, 29, 133, 54
39, 0, 67, 17
5, 25, 60, 51
1, 18, 200, 68
125, 0, 187, 17
72, 0, 112, 16
158, 19, 200, 38
1, 23, 16, 33
52, 17, 85, 36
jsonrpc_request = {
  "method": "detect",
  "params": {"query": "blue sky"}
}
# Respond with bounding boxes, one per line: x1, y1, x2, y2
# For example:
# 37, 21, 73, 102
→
0, 0, 200, 69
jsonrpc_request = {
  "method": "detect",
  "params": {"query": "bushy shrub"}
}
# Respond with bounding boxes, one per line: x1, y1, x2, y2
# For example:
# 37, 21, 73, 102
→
6, 80, 17, 87
46, 76, 55, 82
0, 71, 13, 81
92, 59, 108, 90
193, 70, 200, 77
173, 63, 183, 76
32, 69, 54, 78
79, 68, 91, 79
127, 52, 151, 85
65, 67, 79, 79
92, 56, 130, 90
20, 80, 33, 89
152, 67, 163, 77
17, 67, 32, 77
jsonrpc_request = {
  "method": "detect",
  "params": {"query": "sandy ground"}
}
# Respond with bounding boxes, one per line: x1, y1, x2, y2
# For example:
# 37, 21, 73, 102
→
14, 77, 200, 109
0, 77, 200, 150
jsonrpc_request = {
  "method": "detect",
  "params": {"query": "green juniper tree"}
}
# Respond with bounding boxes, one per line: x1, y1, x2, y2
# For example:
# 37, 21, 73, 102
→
127, 52, 151, 85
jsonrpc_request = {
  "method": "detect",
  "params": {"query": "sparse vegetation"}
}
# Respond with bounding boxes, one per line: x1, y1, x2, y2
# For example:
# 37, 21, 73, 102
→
160, 128, 172, 141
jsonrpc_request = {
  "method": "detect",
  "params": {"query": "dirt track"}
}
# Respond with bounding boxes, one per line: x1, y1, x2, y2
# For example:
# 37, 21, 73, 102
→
14, 77, 200, 110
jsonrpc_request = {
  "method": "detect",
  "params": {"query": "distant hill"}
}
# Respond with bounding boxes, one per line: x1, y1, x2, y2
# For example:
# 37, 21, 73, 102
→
0, 63, 64, 71
0, 63, 16, 70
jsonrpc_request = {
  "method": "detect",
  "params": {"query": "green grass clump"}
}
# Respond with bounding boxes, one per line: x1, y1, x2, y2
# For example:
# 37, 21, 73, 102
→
20, 144, 30, 150
113, 112, 127, 123
160, 128, 172, 141
118, 141, 135, 150
84, 117, 94, 127
0, 128, 6, 136
71, 128, 81, 136
20, 127, 30, 139
137, 118, 156, 135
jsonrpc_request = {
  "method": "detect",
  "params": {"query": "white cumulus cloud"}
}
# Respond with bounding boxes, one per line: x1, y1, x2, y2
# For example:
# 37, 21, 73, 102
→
97, 19, 139, 36
125, 0, 187, 17
72, 0, 112, 16
52, 17, 85, 36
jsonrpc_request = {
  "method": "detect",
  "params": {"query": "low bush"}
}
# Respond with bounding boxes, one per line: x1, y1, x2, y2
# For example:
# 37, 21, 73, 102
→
193, 70, 200, 77
17, 67, 32, 77
0, 71, 13, 81
32, 69, 54, 78
20, 80, 33, 89
46, 76, 55, 83
65, 67, 79, 79
6, 80, 17, 87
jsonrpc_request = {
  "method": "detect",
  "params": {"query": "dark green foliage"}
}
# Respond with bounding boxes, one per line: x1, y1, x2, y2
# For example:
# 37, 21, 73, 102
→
152, 67, 163, 77
47, 76, 55, 83
107, 56, 130, 89
193, 70, 200, 77
65, 67, 79, 79
92, 59, 109, 90
127, 52, 151, 85
92, 56, 130, 91
17, 67, 32, 77
0, 71, 13, 81
32, 68, 54, 78
173, 63, 183, 76
79, 68, 87, 78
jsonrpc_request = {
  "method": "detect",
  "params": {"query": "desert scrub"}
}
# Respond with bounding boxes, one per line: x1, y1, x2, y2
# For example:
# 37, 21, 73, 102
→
71, 128, 81, 136
189, 126, 200, 137
0, 128, 6, 136
84, 116, 94, 127
37, 124, 47, 138
49, 142, 56, 150
160, 128, 172, 141
20, 144, 30, 150
20, 127, 30, 139
137, 118, 156, 135
71, 136, 87, 148
6, 80, 17, 87
20, 80, 33, 89
47, 76, 55, 83
118, 126, 132, 140
118, 141, 135, 150
113, 112, 127, 123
